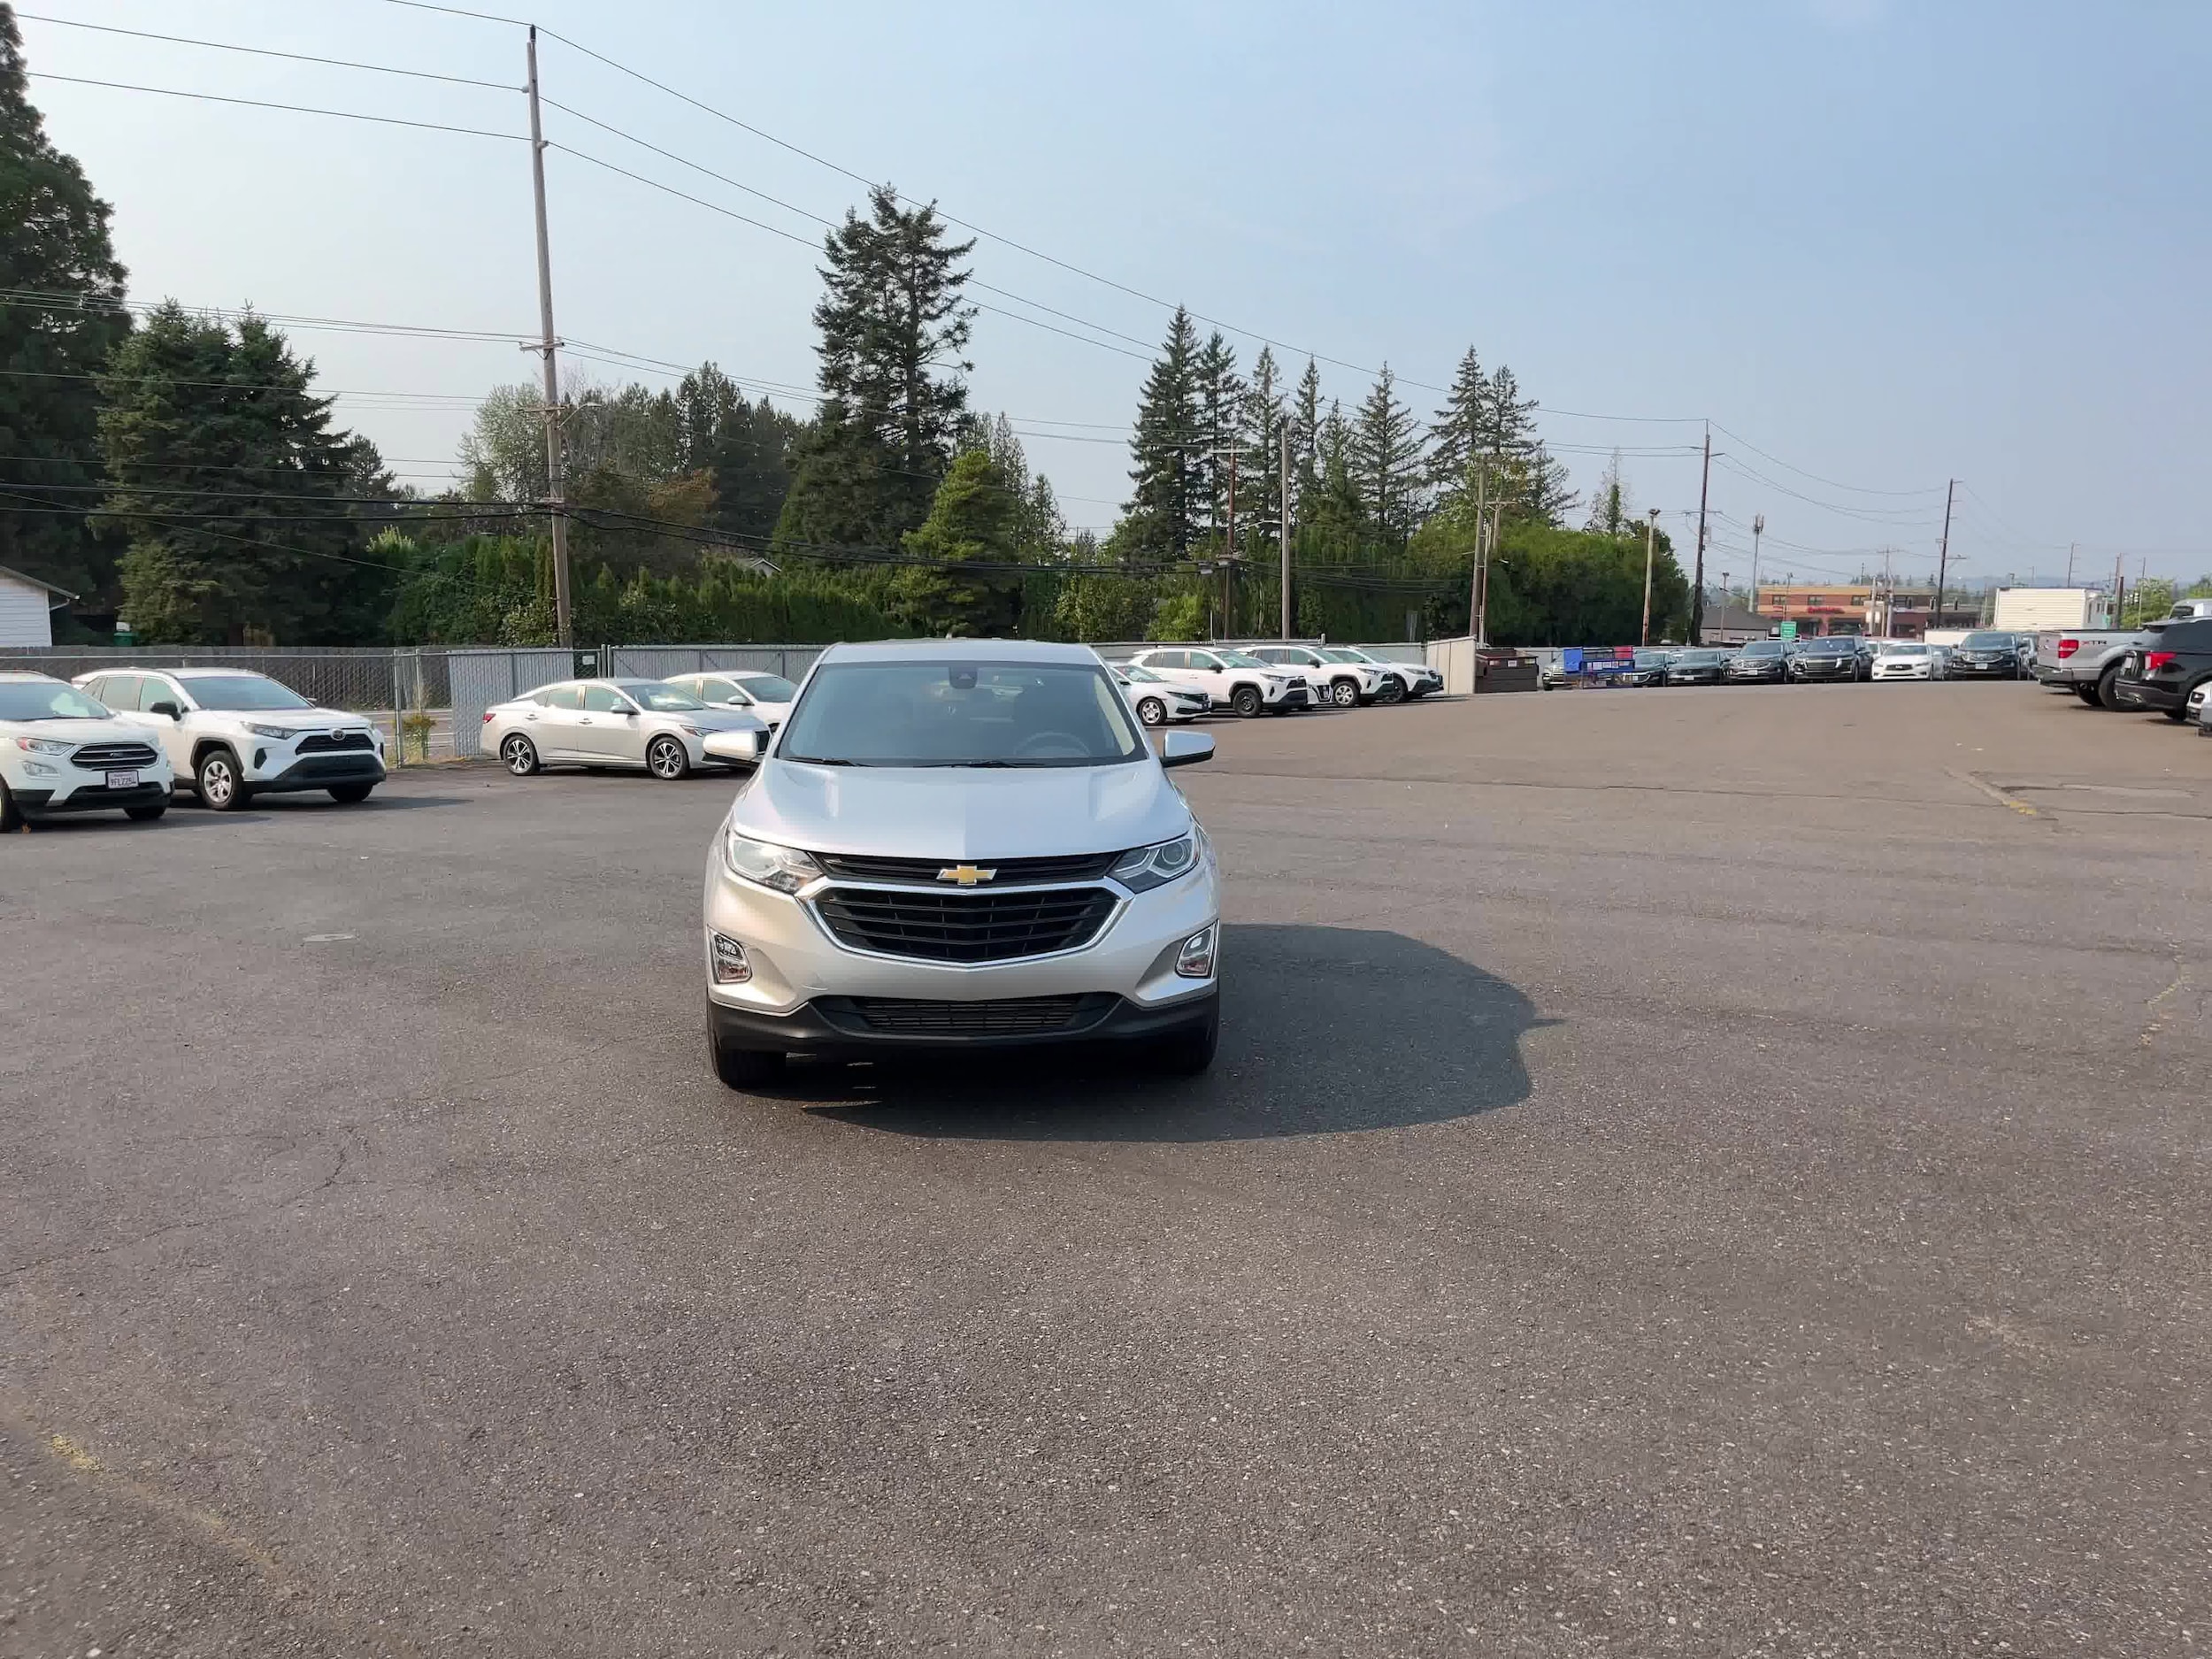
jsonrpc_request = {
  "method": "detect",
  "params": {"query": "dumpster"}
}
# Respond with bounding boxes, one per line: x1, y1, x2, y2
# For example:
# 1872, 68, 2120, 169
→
1474, 647, 1540, 693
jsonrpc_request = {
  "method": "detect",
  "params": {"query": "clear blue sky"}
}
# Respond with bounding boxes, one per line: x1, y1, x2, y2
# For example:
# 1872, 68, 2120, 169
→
21, 0, 2211, 588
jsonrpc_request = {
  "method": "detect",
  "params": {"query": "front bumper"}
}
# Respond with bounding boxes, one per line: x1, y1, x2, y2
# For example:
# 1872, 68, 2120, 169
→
1790, 662, 1859, 680
249, 752, 388, 793
704, 852, 1223, 1026
1725, 666, 1786, 682
710, 986, 1217, 1057
12, 780, 173, 818
1947, 658, 2020, 678
1873, 664, 1933, 680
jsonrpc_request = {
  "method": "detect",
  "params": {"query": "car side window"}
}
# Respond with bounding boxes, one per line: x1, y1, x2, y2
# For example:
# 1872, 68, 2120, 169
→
146, 678, 188, 710
582, 685, 630, 712
539, 686, 583, 710
712, 680, 751, 704
1187, 652, 1221, 670
1145, 651, 1182, 669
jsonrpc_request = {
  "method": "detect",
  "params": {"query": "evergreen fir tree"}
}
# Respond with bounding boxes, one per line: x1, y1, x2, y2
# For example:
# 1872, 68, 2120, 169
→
778, 183, 974, 556
1241, 345, 1286, 550
0, 4, 132, 610
98, 305, 380, 644
1290, 357, 1323, 500
1427, 347, 1488, 503
1122, 308, 1203, 560
892, 448, 1022, 635
1349, 365, 1425, 543
1192, 330, 1242, 545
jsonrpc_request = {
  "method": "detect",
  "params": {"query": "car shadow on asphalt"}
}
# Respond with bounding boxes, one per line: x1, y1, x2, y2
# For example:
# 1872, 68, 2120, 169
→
780, 923, 1550, 1141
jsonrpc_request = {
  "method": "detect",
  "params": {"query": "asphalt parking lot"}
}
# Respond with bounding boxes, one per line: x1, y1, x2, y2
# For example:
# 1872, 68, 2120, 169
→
5, 681, 2209, 1657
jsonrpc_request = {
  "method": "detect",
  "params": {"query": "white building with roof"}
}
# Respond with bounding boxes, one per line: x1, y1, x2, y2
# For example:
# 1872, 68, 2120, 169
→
0, 564, 73, 648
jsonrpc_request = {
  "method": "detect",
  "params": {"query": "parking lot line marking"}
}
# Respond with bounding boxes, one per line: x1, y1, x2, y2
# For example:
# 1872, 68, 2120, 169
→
1947, 769, 2044, 818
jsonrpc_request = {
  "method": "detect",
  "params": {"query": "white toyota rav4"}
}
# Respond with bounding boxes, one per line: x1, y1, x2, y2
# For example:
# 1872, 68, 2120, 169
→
73, 667, 386, 810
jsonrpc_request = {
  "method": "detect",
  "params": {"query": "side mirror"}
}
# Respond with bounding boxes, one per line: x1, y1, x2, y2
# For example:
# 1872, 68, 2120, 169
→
703, 728, 766, 764
1159, 730, 1214, 770
149, 701, 182, 719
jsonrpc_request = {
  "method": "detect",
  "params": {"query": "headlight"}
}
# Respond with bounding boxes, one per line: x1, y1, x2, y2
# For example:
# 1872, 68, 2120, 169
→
12, 736, 72, 756
246, 723, 296, 741
721, 828, 821, 895
1111, 832, 1201, 893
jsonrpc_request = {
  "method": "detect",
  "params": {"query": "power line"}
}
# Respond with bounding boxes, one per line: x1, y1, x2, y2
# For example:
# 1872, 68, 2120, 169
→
23, 72, 526, 142
14, 12, 519, 91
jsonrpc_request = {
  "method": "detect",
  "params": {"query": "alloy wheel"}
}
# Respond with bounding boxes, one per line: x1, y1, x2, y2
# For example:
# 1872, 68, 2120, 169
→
648, 737, 688, 780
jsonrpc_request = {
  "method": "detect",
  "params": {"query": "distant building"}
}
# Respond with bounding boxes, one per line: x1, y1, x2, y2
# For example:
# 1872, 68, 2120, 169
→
0, 564, 73, 648
1701, 602, 1769, 645
1752, 582, 1981, 639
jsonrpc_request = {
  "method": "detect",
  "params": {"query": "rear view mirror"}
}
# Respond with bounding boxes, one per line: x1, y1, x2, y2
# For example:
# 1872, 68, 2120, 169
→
1159, 731, 1214, 769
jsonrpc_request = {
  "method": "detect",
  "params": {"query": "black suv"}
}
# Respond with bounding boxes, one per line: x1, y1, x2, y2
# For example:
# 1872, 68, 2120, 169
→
1787, 636, 1866, 682
1948, 630, 2031, 680
2114, 618, 2212, 720
1724, 639, 1793, 683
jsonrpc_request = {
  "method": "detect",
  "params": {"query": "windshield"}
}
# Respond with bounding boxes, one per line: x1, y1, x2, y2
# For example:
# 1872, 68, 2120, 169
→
1633, 651, 1669, 666
1883, 643, 1929, 657
1119, 664, 1164, 683
1675, 651, 1725, 665
1216, 650, 1271, 669
1742, 641, 1784, 657
0, 680, 111, 721
625, 682, 706, 712
780, 660, 1146, 768
735, 673, 798, 701
178, 675, 312, 711
1320, 649, 1367, 663
1803, 639, 1855, 653
1960, 632, 2011, 648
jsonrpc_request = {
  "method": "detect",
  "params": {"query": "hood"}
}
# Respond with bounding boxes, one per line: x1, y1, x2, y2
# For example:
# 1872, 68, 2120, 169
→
1, 716, 157, 746
682, 707, 767, 733
731, 757, 1191, 859
211, 705, 373, 731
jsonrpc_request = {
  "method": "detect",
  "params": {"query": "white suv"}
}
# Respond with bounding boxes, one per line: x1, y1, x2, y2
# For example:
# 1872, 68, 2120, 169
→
1329, 645, 1441, 700
1125, 647, 1310, 716
1240, 644, 1390, 707
73, 667, 386, 811
0, 672, 174, 830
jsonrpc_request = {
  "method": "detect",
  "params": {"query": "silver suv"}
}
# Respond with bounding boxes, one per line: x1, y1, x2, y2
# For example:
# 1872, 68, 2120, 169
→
703, 641, 1221, 1085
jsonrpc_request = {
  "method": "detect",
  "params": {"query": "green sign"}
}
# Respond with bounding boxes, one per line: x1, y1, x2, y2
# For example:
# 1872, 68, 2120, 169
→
1778, 621, 1798, 641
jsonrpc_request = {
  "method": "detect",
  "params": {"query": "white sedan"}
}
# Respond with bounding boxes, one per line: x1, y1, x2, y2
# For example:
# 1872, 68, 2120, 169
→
482, 679, 768, 779
1870, 642, 1947, 680
1113, 664, 1210, 726
659, 670, 800, 734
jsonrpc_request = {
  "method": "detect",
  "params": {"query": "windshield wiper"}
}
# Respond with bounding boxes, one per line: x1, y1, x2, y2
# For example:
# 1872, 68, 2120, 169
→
785, 755, 865, 766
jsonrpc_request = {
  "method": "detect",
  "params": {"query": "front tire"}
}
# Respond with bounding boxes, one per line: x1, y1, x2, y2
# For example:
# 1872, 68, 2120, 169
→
0, 780, 20, 833
1230, 685, 1263, 718
501, 733, 540, 775
1377, 678, 1407, 705
647, 735, 691, 780
125, 803, 167, 822
328, 783, 375, 804
1331, 679, 1359, 708
196, 748, 250, 812
1135, 696, 1167, 727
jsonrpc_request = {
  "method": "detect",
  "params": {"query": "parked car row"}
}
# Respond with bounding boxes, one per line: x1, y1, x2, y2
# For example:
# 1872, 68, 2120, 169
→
1, 665, 396, 829
1555, 634, 2039, 689
1102, 644, 1440, 724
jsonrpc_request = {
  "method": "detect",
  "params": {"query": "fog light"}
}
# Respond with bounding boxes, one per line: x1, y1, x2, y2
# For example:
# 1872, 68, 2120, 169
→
1175, 925, 1217, 979
710, 933, 752, 984
21, 760, 56, 777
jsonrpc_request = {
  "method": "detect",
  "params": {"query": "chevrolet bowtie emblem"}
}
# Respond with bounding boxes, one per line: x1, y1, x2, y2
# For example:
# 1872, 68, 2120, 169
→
938, 864, 996, 886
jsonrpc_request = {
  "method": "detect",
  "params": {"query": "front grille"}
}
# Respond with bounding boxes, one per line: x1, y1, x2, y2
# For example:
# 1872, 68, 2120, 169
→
69, 741, 158, 769
296, 731, 374, 755
814, 885, 1118, 963
812, 849, 1121, 886
838, 995, 1101, 1035
1283, 686, 1310, 704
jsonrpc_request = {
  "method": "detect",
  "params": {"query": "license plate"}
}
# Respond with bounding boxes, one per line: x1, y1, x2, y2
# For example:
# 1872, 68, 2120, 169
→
106, 770, 139, 789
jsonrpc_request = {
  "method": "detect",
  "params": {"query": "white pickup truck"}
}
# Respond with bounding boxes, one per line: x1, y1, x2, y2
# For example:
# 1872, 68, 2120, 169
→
2034, 629, 2151, 707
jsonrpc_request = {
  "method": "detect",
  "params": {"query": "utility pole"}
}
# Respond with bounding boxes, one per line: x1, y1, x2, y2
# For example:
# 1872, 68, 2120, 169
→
1466, 461, 1488, 649
524, 27, 572, 650
1279, 419, 1293, 639
1478, 497, 1502, 648
1748, 512, 1765, 630
2065, 541, 2077, 587
1932, 476, 1955, 631
2113, 552, 2125, 626
1224, 446, 1238, 638
1690, 423, 1711, 645
1640, 507, 1659, 645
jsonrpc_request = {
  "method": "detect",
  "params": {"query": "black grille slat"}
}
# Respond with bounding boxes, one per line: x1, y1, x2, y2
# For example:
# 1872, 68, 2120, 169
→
812, 849, 1120, 886
815, 887, 1118, 963
843, 995, 1090, 1034
69, 741, 159, 769
296, 732, 374, 754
